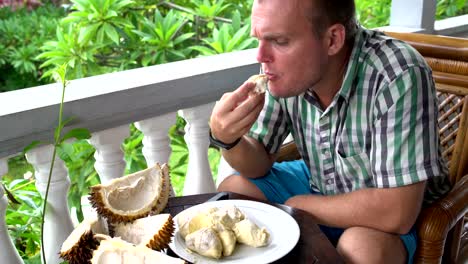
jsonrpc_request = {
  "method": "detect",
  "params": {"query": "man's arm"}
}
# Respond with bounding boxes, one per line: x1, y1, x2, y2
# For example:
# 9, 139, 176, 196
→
222, 136, 275, 178
286, 181, 426, 234
210, 81, 274, 178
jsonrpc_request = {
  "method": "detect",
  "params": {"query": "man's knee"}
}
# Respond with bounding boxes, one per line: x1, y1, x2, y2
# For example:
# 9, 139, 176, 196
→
217, 174, 267, 201
336, 227, 406, 264
217, 174, 240, 191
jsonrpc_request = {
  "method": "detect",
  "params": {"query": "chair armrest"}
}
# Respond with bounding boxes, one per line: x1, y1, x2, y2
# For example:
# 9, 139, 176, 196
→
415, 174, 468, 263
276, 141, 301, 162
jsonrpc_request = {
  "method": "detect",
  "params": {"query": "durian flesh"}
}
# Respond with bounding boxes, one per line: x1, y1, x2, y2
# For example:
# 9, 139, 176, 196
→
185, 227, 223, 259
113, 213, 174, 251
89, 163, 170, 223
233, 218, 270, 247
179, 205, 269, 259
247, 74, 268, 94
91, 237, 186, 264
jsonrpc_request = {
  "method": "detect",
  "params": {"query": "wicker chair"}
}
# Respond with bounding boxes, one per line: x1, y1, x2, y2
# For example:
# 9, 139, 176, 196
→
277, 32, 468, 264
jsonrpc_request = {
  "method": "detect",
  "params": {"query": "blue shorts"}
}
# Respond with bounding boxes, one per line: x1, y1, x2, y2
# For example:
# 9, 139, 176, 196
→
247, 160, 417, 263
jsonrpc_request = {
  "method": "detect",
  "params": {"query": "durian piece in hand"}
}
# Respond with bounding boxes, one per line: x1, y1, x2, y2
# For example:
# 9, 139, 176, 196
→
233, 218, 270, 247
89, 163, 170, 224
247, 74, 268, 95
113, 213, 175, 251
60, 217, 108, 264
185, 227, 223, 259
91, 237, 186, 264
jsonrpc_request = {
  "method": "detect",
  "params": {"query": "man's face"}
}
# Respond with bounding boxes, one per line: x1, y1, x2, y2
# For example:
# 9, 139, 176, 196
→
251, 0, 328, 97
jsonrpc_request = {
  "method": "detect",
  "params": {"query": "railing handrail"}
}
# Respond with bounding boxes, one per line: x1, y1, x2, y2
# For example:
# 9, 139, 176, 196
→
0, 49, 259, 158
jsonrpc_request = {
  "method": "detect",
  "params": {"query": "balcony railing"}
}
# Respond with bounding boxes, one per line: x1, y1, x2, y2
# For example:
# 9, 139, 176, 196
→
0, 48, 258, 263
1, 6, 468, 262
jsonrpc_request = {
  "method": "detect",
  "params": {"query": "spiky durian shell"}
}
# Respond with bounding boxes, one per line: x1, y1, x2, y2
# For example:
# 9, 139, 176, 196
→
89, 163, 170, 224
60, 230, 98, 264
60, 218, 108, 264
146, 215, 175, 251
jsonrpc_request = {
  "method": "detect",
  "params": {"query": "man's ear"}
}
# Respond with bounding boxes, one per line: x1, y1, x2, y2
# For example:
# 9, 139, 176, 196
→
325, 24, 346, 56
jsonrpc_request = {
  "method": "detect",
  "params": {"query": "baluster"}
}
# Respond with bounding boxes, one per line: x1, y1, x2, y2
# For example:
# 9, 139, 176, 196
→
88, 125, 129, 184
25, 145, 74, 264
0, 158, 24, 264
216, 156, 236, 187
135, 112, 177, 197
179, 102, 216, 195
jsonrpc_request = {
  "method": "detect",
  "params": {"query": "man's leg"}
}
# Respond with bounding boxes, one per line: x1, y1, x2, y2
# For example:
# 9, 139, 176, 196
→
217, 160, 312, 204
217, 174, 267, 201
337, 227, 408, 264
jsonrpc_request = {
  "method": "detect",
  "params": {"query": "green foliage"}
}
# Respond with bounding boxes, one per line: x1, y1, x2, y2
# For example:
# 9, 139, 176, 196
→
123, 124, 147, 174
3, 178, 42, 259
57, 139, 99, 222
132, 9, 195, 65
191, 11, 257, 55
0, 4, 65, 91
61, 0, 135, 45
355, 0, 392, 28
436, 0, 468, 19
37, 25, 105, 80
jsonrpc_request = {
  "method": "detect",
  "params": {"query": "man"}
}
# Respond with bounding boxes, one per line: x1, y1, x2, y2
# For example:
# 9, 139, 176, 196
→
209, 0, 450, 263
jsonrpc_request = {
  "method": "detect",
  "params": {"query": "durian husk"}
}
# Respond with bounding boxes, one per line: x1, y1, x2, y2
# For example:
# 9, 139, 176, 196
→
89, 163, 170, 224
91, 237, 186, 264
113, 213, 175, 251
60, 217, 108, 264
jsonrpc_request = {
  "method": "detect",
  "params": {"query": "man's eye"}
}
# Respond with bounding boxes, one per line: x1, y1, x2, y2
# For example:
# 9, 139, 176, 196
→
275, 39, 288, 45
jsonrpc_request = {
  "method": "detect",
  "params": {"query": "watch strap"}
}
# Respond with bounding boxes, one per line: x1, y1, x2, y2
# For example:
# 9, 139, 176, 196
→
209, 130, 241, 150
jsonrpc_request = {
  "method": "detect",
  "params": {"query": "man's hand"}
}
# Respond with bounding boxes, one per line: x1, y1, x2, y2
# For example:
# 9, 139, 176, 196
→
210, 81, 265, 144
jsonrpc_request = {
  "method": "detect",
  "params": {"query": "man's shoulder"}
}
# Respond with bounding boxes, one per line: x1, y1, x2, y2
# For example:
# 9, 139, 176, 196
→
357, 28, 430, 82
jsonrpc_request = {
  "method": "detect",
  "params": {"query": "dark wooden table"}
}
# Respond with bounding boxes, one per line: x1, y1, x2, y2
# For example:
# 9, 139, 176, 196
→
162, 192, 344, 264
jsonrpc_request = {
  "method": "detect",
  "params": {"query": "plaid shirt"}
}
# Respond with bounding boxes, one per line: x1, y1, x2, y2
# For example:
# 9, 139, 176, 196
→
249, 27, 450, 204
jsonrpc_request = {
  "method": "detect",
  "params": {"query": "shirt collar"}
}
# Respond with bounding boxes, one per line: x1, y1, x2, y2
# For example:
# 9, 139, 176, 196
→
337, 25, 366, 102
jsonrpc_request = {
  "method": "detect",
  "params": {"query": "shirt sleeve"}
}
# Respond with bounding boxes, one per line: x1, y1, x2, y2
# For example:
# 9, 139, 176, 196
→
248, 91, 290, 154
371, 65, 445, 188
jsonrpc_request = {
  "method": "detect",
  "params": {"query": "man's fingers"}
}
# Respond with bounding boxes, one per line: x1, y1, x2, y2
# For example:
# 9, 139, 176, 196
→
235, 92, 265, 118
220, 82, 256, 110
234, 98, 265, 130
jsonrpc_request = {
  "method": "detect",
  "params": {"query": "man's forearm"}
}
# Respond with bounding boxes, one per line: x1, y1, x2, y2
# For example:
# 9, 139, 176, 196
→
222, 136, 274, 178
286, 181, 426, 234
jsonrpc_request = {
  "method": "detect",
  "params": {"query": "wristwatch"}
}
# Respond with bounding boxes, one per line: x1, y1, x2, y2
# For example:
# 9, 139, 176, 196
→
209, 130, 241, 150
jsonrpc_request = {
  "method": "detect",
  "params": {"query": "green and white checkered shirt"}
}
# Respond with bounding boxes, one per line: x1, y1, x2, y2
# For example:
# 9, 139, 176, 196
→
249, 27, 450, 204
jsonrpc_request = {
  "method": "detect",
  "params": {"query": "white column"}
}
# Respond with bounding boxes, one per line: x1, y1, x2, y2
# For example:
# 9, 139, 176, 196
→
179, 102, 216, 195
88, 125, 129, 184
135, 112, 177, 197
390, 0, 436, 32
0, 158, 24, 264
216, 156, 236, 187
25, 145, 74, 264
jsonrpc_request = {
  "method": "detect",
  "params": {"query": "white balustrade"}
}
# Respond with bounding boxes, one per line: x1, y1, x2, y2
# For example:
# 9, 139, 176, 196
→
25, 145, 74, 264
179, 102, 217, 195
0, 158, 24, 264
88, 125, 129, 184
135, 112, 177, 197
216, 156, 236, 187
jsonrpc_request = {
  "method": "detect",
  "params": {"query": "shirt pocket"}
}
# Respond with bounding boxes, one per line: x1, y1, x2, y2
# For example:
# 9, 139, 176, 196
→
335, 151, 374, 190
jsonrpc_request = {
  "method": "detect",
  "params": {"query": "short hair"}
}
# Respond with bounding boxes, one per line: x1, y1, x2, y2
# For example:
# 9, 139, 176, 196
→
304, 0, 358, 42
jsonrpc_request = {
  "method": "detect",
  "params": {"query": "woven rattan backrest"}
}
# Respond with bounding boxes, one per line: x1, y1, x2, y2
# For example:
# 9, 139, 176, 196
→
437, 85, 468, 184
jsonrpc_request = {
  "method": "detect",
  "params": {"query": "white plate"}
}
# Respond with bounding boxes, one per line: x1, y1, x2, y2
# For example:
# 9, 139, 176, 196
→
169, 199, 300, 264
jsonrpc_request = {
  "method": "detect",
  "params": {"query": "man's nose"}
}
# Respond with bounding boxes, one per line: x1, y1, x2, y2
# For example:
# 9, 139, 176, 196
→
256, 42, 272, 63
